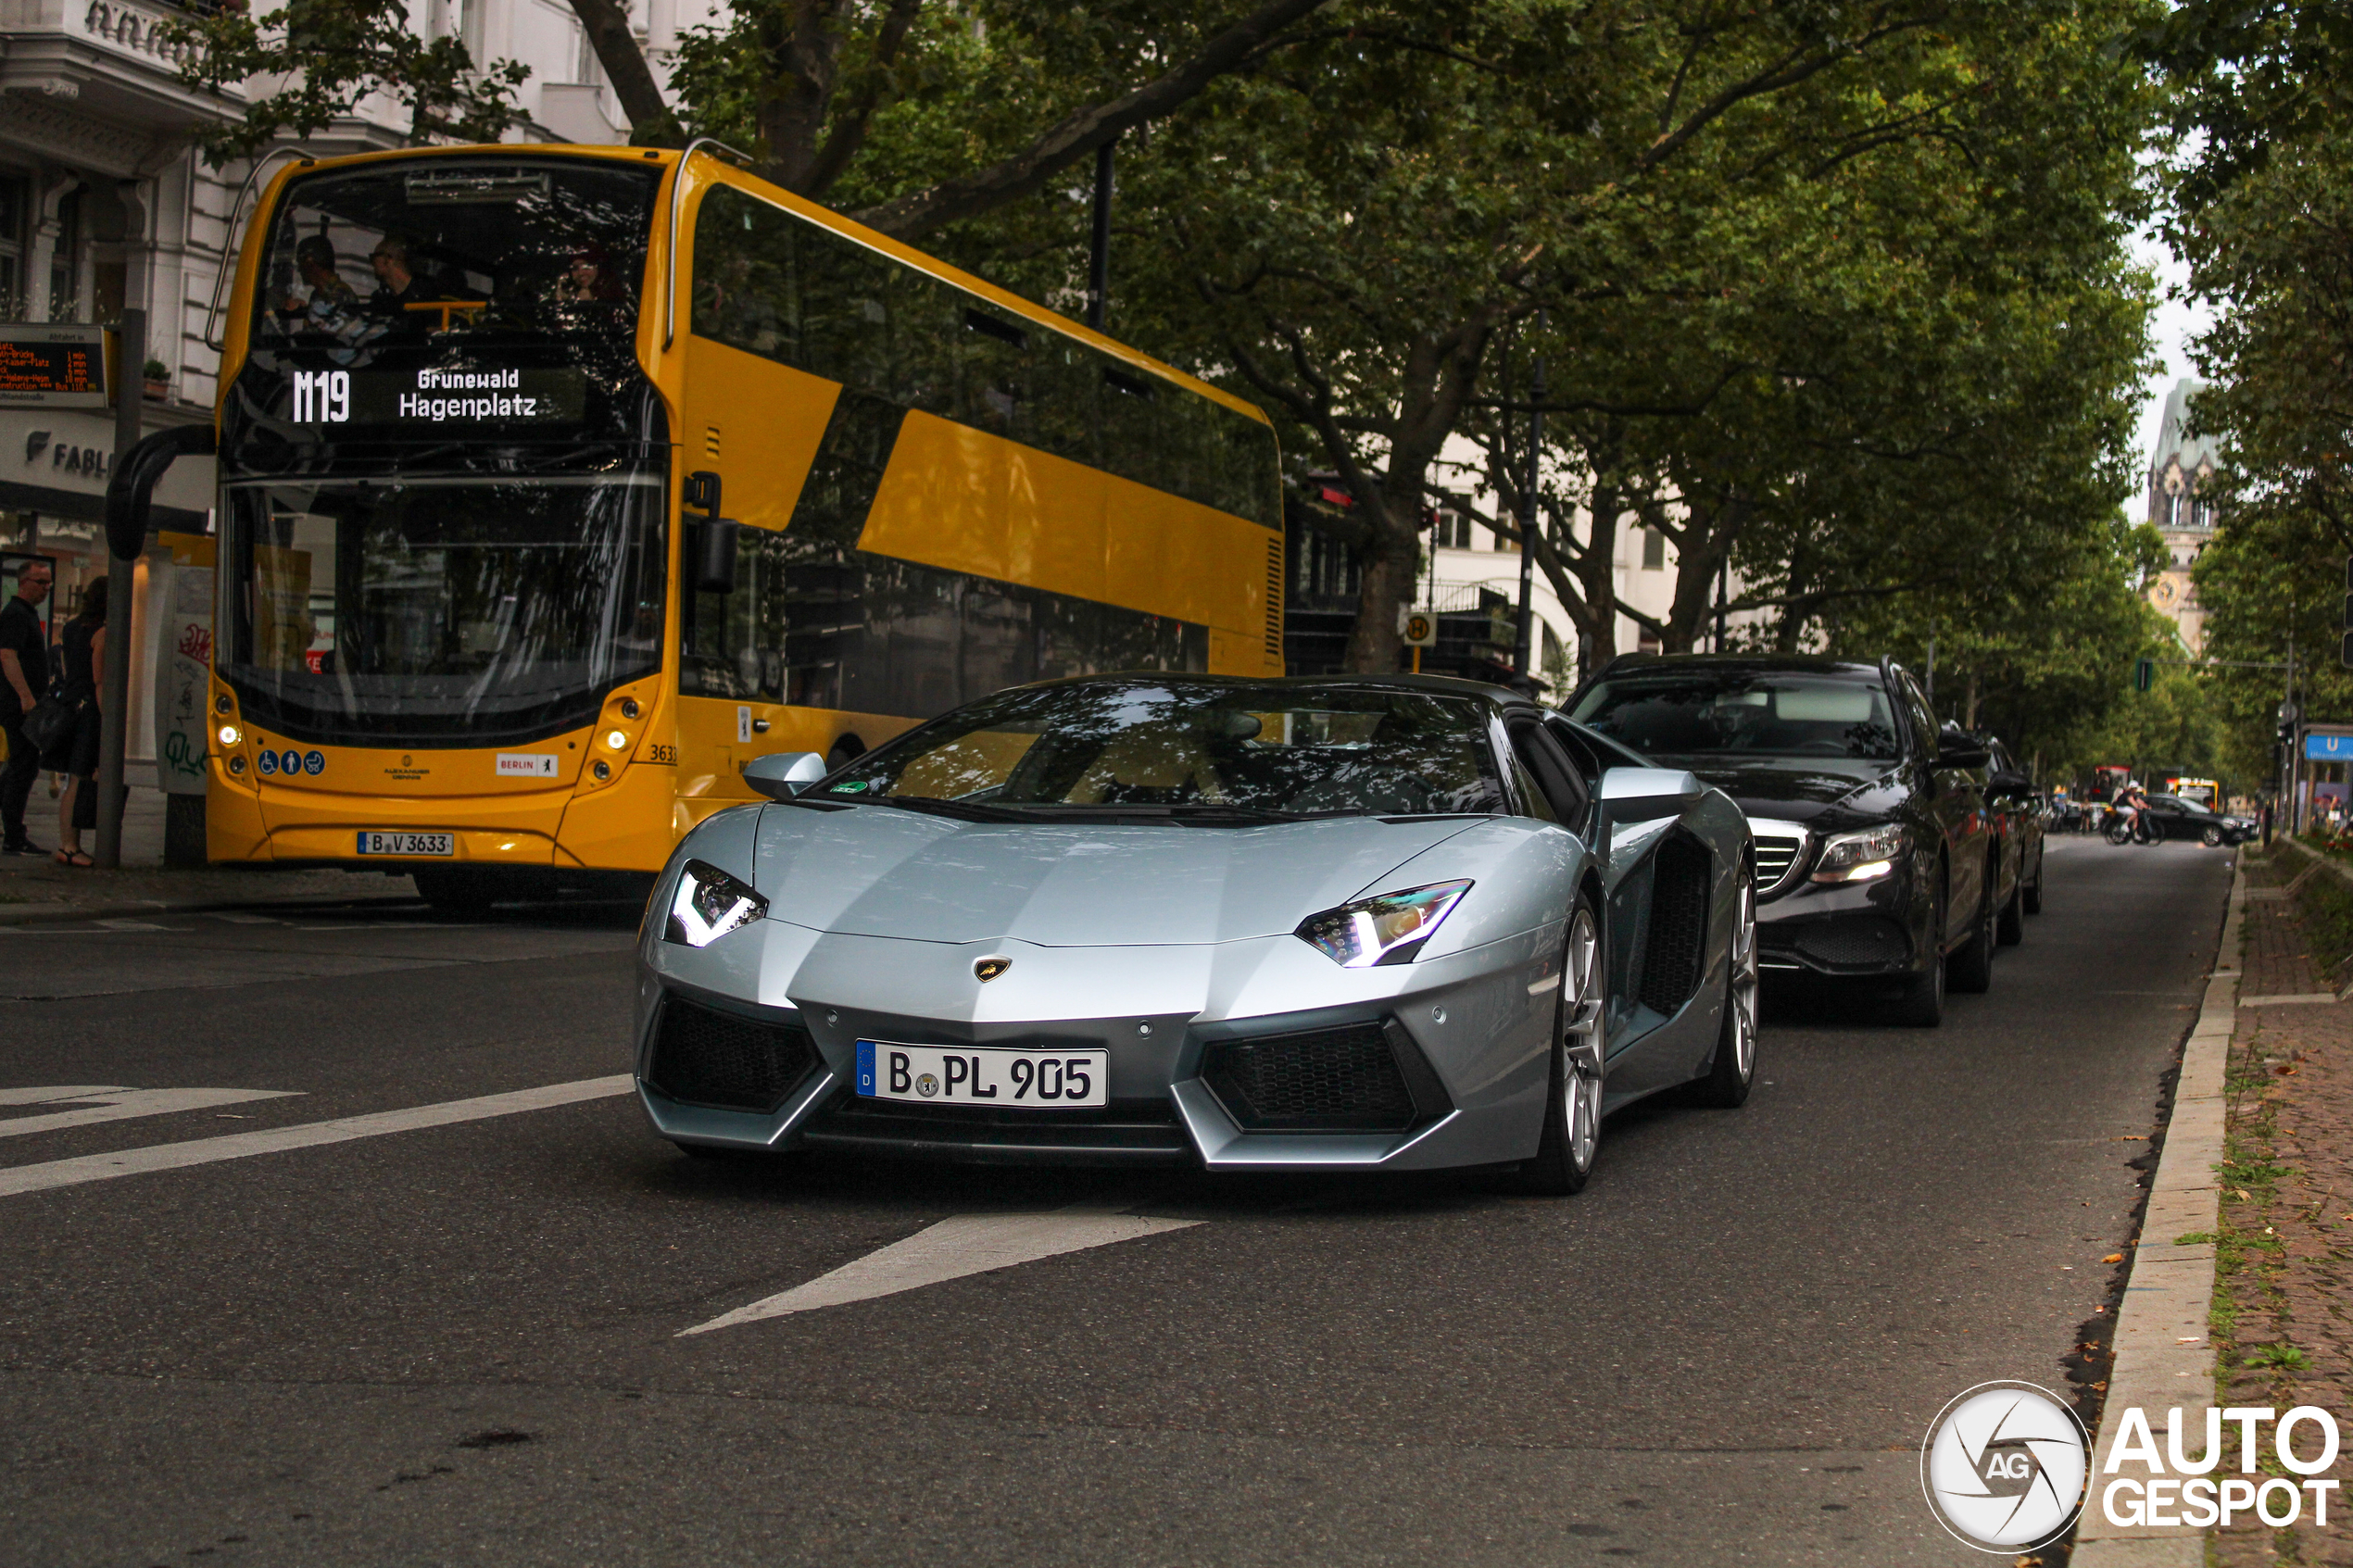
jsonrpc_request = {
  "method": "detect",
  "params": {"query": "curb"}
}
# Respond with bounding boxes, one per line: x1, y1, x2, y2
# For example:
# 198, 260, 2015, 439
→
2069, 848, 2242, 1567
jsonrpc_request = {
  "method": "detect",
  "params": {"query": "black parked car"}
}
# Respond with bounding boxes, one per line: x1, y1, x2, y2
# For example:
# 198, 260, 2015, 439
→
2138, 793, 2257, 847
1563, 654, 1998, 1025
1974, 732, 2047, 935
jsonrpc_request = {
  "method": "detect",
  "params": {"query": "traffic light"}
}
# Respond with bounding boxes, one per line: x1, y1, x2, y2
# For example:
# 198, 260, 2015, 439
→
2132, 658, 2154, 692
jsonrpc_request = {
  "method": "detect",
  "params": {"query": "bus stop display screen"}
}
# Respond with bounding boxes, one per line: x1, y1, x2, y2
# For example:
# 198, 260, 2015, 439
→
287, 365, 587, 428
0, 328, 106, 408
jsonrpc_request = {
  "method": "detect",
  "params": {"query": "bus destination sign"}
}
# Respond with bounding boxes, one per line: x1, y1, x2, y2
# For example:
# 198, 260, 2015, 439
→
289, 365, 587, 428
0, 326, 107, 408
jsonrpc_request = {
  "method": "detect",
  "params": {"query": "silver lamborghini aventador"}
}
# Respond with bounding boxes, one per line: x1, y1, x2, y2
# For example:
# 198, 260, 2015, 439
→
634, 674, 1756, 1193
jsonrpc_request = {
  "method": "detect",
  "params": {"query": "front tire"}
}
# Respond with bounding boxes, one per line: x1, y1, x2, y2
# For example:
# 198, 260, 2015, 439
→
2022, 849, 2044, 915
1892, 882, 1946, 1027
2203, 825, 2222, 847
1512, 897, 1604, 1196
1689, 867, 1757, 1109
1996, 873, 2024, 947
1948, 863, 1998, 994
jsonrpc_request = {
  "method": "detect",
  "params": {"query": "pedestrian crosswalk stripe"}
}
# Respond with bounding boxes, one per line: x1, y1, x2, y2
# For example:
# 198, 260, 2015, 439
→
0, 1075, 633, 1199
0, 1086, 300, 1139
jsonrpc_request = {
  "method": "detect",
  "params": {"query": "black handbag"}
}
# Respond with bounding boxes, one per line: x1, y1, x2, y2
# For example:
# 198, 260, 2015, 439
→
19, 695, 80, 761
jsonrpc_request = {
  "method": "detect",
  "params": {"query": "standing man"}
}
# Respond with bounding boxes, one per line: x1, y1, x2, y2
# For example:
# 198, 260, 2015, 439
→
0, 557, 52, 855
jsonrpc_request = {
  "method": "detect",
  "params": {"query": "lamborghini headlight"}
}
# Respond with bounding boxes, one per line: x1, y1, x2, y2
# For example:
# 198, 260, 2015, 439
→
663, 859, 767, 947
1295, 880, 1473, 968
1812, 822, 1905, 884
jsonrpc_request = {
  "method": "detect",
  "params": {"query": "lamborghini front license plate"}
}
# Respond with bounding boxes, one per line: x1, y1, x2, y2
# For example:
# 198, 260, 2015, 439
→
855, 1041, 1109, 1108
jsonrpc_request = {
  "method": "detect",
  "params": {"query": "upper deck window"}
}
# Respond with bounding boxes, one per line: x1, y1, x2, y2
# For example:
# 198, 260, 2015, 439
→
254, 158, 659, 358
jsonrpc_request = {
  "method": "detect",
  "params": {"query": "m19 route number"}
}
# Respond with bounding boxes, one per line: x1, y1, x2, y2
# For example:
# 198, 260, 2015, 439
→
293, 370, 350, 422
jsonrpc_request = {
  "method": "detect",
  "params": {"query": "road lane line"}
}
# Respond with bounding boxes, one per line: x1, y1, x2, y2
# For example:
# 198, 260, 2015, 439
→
0, 1074, 633, 1199
680, 1201, 1202, 1335
0, 1086, 301, 1138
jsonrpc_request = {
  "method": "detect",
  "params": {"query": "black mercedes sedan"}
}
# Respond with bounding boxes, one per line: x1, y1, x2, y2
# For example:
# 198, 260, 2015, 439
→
2137, 793, 2257, 847
1561, 654, 1999, 1025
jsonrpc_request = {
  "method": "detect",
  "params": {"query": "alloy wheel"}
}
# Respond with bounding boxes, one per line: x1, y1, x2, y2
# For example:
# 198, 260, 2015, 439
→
1730, 873, 1758, 1085
1561, 903, 1604, 1173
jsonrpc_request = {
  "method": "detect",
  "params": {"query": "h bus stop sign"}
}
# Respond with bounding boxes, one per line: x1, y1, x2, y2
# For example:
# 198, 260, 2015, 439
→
1400, 610, 1437, 648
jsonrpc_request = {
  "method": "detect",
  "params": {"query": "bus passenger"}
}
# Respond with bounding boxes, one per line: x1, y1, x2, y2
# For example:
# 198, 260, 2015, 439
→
279, 236, 383, 359
558, 245, 628, 305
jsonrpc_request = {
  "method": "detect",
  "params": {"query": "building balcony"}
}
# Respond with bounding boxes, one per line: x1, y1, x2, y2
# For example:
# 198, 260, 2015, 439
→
0, 0, 235, 174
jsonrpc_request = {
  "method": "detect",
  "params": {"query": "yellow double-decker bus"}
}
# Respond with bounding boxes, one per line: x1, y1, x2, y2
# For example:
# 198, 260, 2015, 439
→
195, 144, 1284, 910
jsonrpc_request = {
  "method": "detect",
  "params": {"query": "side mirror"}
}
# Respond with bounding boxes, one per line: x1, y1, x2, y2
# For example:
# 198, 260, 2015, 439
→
1934, 724, 1990, 771
1597, 765, 1704, 824
1988, 769, 2031, 794
696, 516, 741, 595
742, 751, 827, 802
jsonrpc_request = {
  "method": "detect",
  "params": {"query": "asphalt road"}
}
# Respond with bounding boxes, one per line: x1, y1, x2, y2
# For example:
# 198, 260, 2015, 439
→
0, 834, 2230, 1567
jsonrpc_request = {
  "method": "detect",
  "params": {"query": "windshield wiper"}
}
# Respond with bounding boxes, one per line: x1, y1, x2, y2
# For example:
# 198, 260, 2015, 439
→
846, 794, 1028, 823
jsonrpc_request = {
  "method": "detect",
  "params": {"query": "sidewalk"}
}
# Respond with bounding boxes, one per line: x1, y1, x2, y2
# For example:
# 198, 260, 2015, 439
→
2211, 843, 2353, 1567
0, 782, 416, 922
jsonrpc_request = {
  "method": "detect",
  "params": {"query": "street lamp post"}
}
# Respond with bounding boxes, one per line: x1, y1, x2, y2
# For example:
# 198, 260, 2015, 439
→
1513, 312, 1543, 684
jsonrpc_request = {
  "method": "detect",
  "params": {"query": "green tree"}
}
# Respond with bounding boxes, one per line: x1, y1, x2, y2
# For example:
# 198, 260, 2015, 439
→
169, 0, 532, 157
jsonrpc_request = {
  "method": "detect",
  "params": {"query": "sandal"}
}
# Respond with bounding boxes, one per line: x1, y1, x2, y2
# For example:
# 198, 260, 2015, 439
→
52, 848, 92, 867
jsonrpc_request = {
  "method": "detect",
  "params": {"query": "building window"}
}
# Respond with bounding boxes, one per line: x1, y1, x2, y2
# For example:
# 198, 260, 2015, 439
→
0, 173, 24, 319
1432, 509, 1471, 550
1642, 528, 1666, 570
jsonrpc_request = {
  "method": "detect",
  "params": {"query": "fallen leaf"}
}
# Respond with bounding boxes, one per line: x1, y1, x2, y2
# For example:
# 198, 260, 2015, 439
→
2102, 1253, 2124, 1263
2276, 1064, 2299, 1076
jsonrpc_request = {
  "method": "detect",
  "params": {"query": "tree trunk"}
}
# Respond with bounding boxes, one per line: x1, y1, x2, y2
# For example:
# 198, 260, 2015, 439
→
564, 0, 684, 144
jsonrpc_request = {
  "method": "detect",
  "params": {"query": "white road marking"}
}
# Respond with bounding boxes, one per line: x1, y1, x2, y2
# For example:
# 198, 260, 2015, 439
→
0, 1086, 300, 1138
0, 1074, 633, 1199
680, 1200, 1202, 1336
94, 918, 167, 931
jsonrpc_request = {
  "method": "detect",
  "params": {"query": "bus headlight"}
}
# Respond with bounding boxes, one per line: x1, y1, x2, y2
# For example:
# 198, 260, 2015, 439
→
217, 724, 241, 748
605, 730, 629, 750
664, 859, 766, 947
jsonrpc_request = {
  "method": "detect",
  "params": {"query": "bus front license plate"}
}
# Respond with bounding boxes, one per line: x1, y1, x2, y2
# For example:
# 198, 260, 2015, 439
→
357, 831, 455, 858
856, 1042, 1108, 1108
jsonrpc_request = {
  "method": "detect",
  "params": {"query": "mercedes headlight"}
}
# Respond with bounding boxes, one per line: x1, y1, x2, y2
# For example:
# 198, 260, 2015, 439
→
1812, 822, 1905, 884
1296, 880, 1473, 968
663, 859, 767, 947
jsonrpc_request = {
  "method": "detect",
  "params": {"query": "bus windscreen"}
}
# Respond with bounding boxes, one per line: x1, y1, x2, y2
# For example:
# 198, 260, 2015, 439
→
248, 157, 660, 434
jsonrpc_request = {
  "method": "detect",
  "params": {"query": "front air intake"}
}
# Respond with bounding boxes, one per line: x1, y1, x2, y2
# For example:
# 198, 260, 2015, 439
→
645, 997, 818, 1114
1202, 1021, 1441, 1132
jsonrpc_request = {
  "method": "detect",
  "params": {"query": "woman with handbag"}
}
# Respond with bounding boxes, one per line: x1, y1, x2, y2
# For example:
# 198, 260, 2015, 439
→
46, 575, 104, 868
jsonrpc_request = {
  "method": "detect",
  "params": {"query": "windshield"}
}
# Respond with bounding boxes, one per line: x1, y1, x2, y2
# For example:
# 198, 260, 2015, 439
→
1568, 672, 1901, 761
241, 157, 660, 440
824, 680, 1507, 817
220, 474, 666, 746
